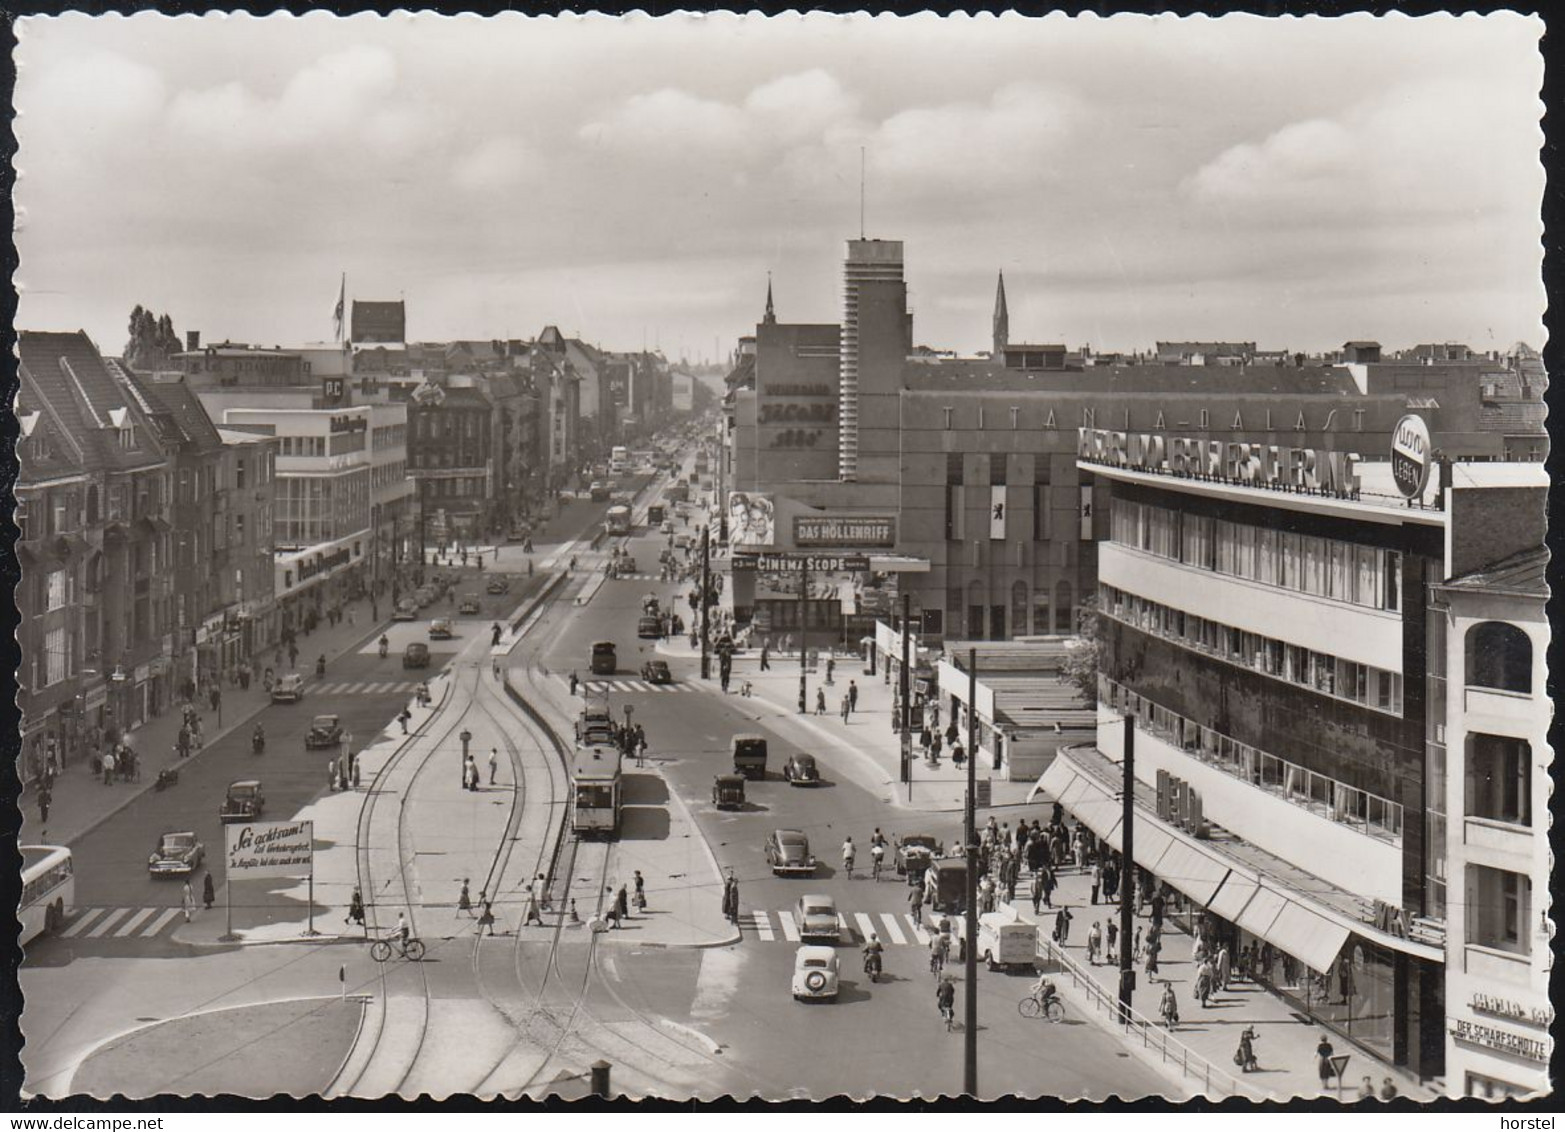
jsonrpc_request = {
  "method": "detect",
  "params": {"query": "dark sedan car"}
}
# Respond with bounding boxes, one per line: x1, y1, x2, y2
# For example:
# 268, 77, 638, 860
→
640, 660, 673, 684
782, 753, 821, 786
765, 829, 818, 876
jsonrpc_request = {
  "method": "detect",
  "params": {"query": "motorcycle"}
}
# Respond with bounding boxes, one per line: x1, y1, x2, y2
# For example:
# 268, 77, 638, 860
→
252, 728, 266, 755
378, 636, 389, 659
863, 949, 882, 983
316, 655, 327, 677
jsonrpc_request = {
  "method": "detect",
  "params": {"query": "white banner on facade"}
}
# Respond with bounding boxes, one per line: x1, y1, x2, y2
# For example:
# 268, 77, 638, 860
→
989, 485, 1007, 541
1080, 485, 1094, 541
225, 820, 314, 880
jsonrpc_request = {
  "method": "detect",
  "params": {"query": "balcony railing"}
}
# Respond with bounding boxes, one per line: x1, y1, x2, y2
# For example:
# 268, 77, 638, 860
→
1101, 674, 1403, 846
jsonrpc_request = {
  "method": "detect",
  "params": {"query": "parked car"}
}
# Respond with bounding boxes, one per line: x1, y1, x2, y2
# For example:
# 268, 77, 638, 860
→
402, 642, 431, 669
765, 829, 818, 876
148, 831, 205, 876
791, 945, 841, 1002
895, 834, 943, 878
429, 617, 454, 640
220, 780, 265, 823
637, 615, 663, 639
304, 714, 344, 750
459, 594, 481, 615
640, 660, 673, 684
486, 577, 510, 595
782, 754, 821, 786
392, 600, 418, 621
793, 894, 841, 942
270, 672, 305, 704
712, 773, 746, 810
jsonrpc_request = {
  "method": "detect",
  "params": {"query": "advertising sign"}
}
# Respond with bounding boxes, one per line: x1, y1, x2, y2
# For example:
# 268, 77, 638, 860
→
736, 552, 870, 573
1078, 427, 1361, 499
989, 486, 1007, 541
793, 515, 896, 548
1390, 414, 1432, 499
1080, 484, 1095, 541
225, 820, 314, 880
727, 492, 776, 548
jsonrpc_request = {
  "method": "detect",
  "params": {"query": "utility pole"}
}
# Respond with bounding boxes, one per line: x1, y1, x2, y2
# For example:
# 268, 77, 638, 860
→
797, 559, 809, 713
1119, 719, 1136, 1024
899, 593, 911, 802
699, 524, 711, 681
963, 646, 978, 1097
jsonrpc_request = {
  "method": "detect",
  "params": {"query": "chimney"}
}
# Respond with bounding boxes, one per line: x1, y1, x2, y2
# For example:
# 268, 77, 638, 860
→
186, 330, 201, 351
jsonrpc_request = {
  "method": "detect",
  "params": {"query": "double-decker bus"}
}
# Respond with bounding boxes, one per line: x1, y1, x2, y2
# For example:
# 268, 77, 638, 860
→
605, 505, 632, 536
20, 844, 74, 944
571, 747, 623, 836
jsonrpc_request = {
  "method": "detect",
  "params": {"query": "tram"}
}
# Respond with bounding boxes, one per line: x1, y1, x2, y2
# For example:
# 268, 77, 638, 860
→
571, 747, 623, 837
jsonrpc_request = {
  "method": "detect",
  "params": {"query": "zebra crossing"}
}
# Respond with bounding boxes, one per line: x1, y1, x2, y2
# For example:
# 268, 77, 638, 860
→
738, 908, 936, 947
575, 678, 697, 695
59, 905, 187, 941
309, 680, 422, 697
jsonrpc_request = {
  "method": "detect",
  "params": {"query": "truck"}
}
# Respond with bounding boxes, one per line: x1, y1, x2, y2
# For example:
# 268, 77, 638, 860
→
647, 503, 665, 526
923, 857, 970, 915
575, 706, 616, 747
731, 734, 768, 780
977, 909, 1039, 971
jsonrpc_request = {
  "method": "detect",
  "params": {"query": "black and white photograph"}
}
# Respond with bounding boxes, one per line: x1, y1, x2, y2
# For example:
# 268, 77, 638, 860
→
9, 11, 1551, 1109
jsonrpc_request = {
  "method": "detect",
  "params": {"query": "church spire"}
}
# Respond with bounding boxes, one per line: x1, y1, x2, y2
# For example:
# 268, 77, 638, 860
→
763, 273, 776, 325
992, 270, 1009, 359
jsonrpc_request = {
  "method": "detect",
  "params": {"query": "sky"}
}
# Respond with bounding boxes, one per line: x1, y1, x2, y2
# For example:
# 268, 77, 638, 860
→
14, 13, 1546, 363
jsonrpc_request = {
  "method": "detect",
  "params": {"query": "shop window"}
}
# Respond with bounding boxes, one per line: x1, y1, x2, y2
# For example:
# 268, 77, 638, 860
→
1054, 580, 1073, 633
1465, 734, 1531, 826
1465, 622, 1531, 693
1466, 865, 1530, 956
1465, 1073, 1529, 1099
1033, 593, 1051, 635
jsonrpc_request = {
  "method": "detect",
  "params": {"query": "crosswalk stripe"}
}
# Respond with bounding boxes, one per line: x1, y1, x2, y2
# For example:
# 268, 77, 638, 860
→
318, 682, 345, 695
778, 911, 800, 942
838, 913, 853, 939
751, 911, 774, 941
87, 909, 132, 938
853, 912, 877, 943
114, 908, 157, 937
61, 908, 106, 938
906, 915, 931, 946
142, 908, 182, 937
366, 682, 392, 694
879, 913, 907, 945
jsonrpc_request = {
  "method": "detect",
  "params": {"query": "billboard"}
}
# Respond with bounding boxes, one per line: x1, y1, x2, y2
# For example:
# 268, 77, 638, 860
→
727, 492, 776, 548
225, 820, 314, 880
793, 515, 896, 548
1390, 414, 1432, 499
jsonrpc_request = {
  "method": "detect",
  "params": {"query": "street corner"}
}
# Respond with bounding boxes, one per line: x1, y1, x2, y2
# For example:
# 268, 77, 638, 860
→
68, 995, 364, 1099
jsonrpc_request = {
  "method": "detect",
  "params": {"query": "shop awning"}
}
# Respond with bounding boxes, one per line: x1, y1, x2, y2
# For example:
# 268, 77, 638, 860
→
1208, 872, 1260, 922
1266, 899, 1351, 974
1154, 838, 1229, 906
1236, 885, 1287, 940
1038, 755, 1078, 802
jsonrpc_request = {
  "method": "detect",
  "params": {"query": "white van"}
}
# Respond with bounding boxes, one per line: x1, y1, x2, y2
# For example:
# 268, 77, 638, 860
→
977, 910, 1038, 971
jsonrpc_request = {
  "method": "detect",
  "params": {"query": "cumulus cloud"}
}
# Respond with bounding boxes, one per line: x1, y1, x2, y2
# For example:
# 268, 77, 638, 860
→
578, 87, 748, 159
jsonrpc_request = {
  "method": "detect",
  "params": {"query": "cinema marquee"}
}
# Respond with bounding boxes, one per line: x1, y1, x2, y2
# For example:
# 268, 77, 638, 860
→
1077, 427, 1361, 499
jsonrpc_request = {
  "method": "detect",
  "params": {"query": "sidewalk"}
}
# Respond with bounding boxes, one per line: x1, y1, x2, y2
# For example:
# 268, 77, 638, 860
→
22, 592, 390, 849
994, 851, 1434, 1101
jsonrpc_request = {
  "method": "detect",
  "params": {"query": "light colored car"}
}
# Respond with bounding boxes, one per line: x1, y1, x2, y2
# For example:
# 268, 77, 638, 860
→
791, 945, 841, 1002
660, 520, 674, 535
429, 617, 454, 640
148, 831, 205, 876
793, 894, 840, 942
392, 600, 417, 621
270, 673, 305, 703
766, 829, 817, 875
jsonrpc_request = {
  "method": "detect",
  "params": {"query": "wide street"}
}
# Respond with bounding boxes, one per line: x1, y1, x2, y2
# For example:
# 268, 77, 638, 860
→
21, 457, 1168, 1102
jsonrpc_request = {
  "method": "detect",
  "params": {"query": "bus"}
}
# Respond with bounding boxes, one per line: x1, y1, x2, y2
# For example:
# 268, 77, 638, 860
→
571, 747, 623, 836
610, 445, 630, 474
20, 845, 75, 945
605, 505, 632, 536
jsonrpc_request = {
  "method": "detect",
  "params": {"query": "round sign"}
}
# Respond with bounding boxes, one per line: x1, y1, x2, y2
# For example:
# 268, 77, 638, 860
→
1390, 414, 1432, 499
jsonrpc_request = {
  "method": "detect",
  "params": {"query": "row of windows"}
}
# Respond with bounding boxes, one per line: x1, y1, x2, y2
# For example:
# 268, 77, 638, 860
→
422, 476, 486, 499
1101, 583, 1405, 716
372, 460, 407, 487
278, 436, 328, 458
21, 856, 72, 907
409, 450, 489, 469
275, 472, 370, 545
1110, 500, 1402, 612
373, 423, 406, 449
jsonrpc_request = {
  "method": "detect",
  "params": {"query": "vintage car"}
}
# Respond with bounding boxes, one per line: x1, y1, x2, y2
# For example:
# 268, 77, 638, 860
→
660, 520, 674, 535
765, 829, 818, 876
575, 707, 616, 747
895, 834, 944, 878
220, 780, 265, 824
304, 714, 344, 750
402, 642, 431, 669
486, 577, 510, 595
793, 894, 841, 943
428, 617, 454, 640
415, 586, 437, 608
392, 600, 418, 621
148, 831, 205, 876
270, 672, 306, 704
637, 615, 663, 639
459, 594, 482, 615
791, 945, 841, 1002
782, 753, 821, 786
640, 660, 673, 684
712, 773, 746, 810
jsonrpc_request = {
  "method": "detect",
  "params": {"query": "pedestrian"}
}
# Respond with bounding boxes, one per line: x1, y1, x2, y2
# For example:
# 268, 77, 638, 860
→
1040, 863, 1055, 908
1195, 958, 1214, 1007
1316, 1035, 1337, 1093
182, 879, 195, 922
102, 748, 115, 785
825, 657, 835, 685
522, 887, 543, 926
1054, 905, 1073, 945
1090, 860, 1103, 904
815, 688, 827, 715
1144, 932, 1161, 976
1378, 1078, 1399, 1100
1133, 925, 1144, 960
478, 897, 496, 936
759, 644, 770, 671
569, 671, 580, 696
1217, 943, 1232, 991
848, 680, 858, 713
327, 758, 338, 792
459, 878, 474, 917
840, 694, 850, 723
36, 784, 51, 825
633, 870, 646, 912
1086, 921, 1102, 965
909, 883, 925, 927
533, 872, 552, 913
399, 709, 411, 735
1030, 870, 1044, 914
615, 884, 630, 925
347, 887, 365, 929
202, 872, 215, 910
488, 748, 499, 785
1106, 920, 1118, 963
1357, 1077, 1376, 1100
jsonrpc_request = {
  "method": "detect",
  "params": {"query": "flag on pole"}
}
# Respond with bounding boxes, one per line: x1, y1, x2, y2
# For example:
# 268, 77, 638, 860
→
333, 273, 346, 343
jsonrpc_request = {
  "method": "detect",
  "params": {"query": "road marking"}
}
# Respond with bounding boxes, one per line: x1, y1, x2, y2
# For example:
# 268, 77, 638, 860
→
61, 908, 106, 938
317, 682, 345, 695
750, 912, 774, 941
142, 908, 182, 937
905, 915, 931, 945
778, 911, 800, 941
838, 913, 853, 941
87, 908, 132, 938
113, 908, 157, 937
366, 682, 392, 694
853, 913, 878, 944
879, 913, 907, 945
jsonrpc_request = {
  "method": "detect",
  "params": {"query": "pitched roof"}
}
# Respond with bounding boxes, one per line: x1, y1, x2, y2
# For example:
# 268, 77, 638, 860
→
1478, 402, 1547, 434
1441, 545, 1548, 597
136, 377, 225, 455
17, 330, 166, 476
351, 300, 406, 343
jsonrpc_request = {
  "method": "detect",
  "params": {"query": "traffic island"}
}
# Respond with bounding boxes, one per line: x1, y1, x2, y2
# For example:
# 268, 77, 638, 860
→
68, 996, 363, 1099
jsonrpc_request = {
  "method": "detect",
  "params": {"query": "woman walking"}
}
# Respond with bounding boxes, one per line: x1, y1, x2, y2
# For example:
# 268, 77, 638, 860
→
182, 879, 196, 922
202, 872, 215, 911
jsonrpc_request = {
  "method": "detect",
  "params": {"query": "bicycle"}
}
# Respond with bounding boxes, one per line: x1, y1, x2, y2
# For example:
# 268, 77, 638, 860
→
871, 851, 884, 883
930, 943, 948, 978
1018, 993, 1066, 1023
370, 934, 427, 963
939, 997, 956, 1031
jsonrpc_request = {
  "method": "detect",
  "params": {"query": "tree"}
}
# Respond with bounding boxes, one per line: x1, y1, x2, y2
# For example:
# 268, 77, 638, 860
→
124, 305, 180, 372
1061, 593, 1103, 705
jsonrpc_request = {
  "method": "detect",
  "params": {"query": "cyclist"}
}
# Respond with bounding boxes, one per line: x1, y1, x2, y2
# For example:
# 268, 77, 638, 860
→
1029, 972, 1059, 1011
378, 634, 389, 659
391, 912, 410, 952
841, 836, 856, 879
929, 928, 950, 976
870, 840, 886, 881
936, 975, 956, 1029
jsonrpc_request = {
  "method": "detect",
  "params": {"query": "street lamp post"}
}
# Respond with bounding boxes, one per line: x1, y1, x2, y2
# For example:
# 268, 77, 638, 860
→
1118, 717, 1136, 1024
797, 559, 809, 714
963, 646, 979, 1097
899, 593, 912, 802
699, 525, 711, 681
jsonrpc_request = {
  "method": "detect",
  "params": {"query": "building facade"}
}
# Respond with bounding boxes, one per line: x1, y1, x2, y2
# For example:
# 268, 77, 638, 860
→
407, 383, 493, 546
